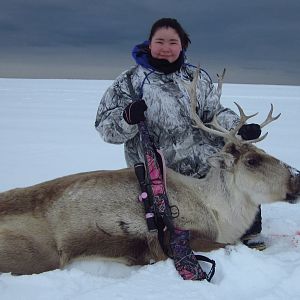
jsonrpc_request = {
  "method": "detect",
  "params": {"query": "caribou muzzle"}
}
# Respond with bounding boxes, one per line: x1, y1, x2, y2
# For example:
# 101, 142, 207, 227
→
286, 168, 300, 203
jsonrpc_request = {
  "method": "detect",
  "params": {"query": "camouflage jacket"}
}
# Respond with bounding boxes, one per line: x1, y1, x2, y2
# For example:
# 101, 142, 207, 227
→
95, 63, 239, 178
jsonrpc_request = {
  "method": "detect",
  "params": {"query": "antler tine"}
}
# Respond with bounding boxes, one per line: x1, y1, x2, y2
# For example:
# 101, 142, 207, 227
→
231, 102, 258, 135
217, 68, 226, 93
260, 103, 281, 128
242, 132, 269, 144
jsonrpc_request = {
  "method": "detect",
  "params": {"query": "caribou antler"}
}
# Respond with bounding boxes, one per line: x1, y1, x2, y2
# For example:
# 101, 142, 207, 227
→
185, 67, 281, 144
240, 103, 281, 144
260, 103, 281, 129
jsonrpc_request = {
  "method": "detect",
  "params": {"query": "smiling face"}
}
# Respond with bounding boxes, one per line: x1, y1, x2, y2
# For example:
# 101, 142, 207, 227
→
149, 27, 182, 63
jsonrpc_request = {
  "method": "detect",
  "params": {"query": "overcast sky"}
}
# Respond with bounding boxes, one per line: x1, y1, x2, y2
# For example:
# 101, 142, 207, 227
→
1, 0, 299, 84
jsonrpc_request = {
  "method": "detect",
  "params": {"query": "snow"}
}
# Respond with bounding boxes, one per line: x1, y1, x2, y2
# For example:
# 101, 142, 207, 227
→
0, 78, 300, 300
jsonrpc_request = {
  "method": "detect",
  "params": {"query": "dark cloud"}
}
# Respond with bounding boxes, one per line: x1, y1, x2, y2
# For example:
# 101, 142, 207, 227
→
0, 0, 299, 84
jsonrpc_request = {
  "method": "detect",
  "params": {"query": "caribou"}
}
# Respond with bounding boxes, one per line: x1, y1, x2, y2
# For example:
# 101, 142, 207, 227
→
0, 73, 299, 275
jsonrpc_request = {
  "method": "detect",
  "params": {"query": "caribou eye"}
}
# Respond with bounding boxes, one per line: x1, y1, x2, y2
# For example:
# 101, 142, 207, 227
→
246, 157, 261, 167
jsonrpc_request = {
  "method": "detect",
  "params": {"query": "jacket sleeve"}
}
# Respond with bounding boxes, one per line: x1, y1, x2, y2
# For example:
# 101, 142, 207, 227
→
199, 71, 240, 131
94, 70, 139, 144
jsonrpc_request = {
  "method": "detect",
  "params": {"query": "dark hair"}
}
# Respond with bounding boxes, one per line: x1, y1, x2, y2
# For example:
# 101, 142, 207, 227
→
148, 18, 191, 51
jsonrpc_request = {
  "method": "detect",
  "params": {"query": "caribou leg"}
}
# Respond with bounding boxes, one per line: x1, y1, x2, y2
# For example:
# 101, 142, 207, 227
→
0, 229, 59, 275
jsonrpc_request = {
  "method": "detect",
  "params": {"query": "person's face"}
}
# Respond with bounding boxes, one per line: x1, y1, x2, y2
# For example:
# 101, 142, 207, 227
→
149, 27, 182, 63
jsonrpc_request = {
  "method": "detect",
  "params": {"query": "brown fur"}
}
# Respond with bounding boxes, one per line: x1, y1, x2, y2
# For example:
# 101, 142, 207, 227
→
0, 228, 59, 275
189, 230, 229, 252
0, 169, 135, 216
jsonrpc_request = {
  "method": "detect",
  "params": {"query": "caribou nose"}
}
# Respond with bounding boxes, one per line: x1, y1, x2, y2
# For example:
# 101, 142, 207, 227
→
288, 166, 300, 180
286, 167, 300, 202
295, 171, 300, 191
291, 168, 300, 185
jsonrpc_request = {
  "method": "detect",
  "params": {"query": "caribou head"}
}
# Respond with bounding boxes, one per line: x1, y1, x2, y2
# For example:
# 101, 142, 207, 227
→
184, 68, 300, 206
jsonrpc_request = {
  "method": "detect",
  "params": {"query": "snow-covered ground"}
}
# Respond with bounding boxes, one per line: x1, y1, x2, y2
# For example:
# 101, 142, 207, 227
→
0, 78, 300, 299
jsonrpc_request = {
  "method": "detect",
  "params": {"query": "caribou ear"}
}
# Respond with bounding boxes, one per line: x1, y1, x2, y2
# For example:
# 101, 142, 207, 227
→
207, 152, 235, 170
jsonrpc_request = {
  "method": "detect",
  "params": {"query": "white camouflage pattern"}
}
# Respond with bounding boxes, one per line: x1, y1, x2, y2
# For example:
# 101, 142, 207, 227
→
95, 64, 239, 178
